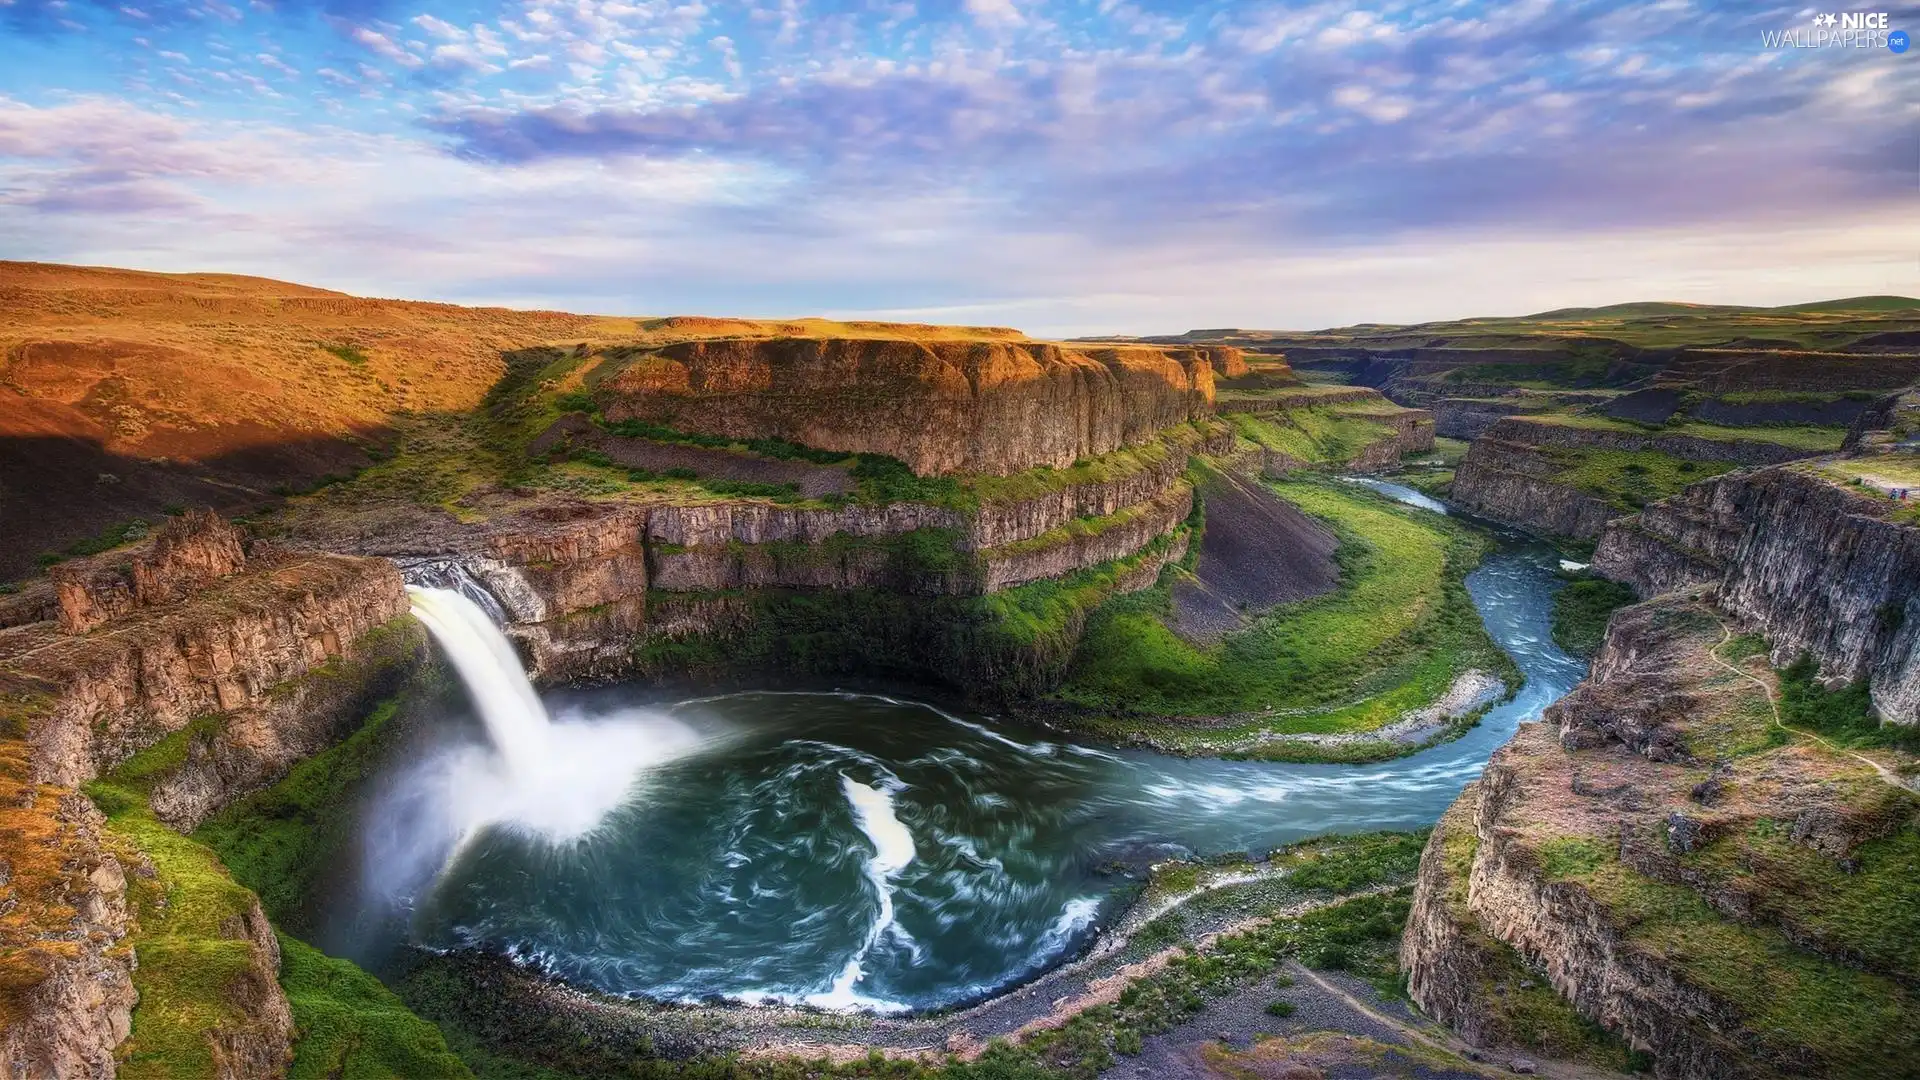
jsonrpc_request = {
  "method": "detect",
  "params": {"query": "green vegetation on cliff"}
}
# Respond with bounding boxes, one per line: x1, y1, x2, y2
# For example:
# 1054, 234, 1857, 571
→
1048, 479, 1510, 755
1549, 577, 1637, 657
1525, 412, 1850, 453
277, 935, 471, 1080
87, 775, 279, 1080
1225, 403, 1412, 469
1546, 854, 1920, 1076
86, 678, 470, 1080
1542, 446, 1740, 512
1424, 813, 1650, 1072
194, 696, 411, 928
636, 530, 1188, 700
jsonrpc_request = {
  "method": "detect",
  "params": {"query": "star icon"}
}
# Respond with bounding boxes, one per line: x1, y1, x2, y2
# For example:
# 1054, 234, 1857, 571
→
1824, 13, 1839, 25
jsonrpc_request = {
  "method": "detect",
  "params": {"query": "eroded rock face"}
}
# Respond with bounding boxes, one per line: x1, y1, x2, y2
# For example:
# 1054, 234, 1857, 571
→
1403, 595, 1920, 1079
11, 552, 411, 790
1450, 417, 1827, 540
1450, 435, 1619, 539
0, 792, 136, 1080
51, 510, 249, 634
203, 897, 295, 1080
380, 424, 1222, 682
598, 338, 1218, 476
1594, 465, 1920, 724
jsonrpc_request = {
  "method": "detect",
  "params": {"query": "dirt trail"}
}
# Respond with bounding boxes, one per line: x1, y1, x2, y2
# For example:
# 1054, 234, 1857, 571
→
1696, 603, 1917, 795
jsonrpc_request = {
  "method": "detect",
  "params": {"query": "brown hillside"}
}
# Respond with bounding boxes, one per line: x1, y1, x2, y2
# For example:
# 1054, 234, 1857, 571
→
0, 261, 1062, 576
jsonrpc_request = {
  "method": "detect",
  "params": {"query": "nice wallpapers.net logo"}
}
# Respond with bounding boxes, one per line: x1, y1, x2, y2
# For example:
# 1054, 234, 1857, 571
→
1761, 11, 1909, 51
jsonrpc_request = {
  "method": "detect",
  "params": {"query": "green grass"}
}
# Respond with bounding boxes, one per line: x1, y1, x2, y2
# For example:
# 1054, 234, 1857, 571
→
86, 746, 289, 1079
1714, 390, 1880, 406
279, 935, 471, 1079
1421, 815, 1649, 1072
194, 698, 407, 928
84, 677, 477, 1080
1051, 480, 1510, 742
969, 423, 1214, 505
1441, 357, 1615, 388
985, 492, 1183, 559
1676, 816, 1920, 984
1549, 578, 1637, 656
1663, 419, 1847, 451
1545, 447, 1739, 511
1778, 656, 1920, 752
33, 516, 152, 568
1572, 859, 1920, 1076
1227, 407, 1400, 467
636, 530, 1186, 700
1526, 412, 1848, 452
1536, 836, 1612, 879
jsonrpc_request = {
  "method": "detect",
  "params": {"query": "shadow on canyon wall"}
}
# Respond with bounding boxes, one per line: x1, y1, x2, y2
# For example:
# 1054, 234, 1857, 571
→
0, 430, 385, 581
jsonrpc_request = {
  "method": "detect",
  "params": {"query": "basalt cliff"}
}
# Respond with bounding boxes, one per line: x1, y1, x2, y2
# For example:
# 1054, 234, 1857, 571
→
1448, 417, 1818, 541
1404, 444, 1920, 1078
0, 510, 420, 1079
594, 337, 1222, 476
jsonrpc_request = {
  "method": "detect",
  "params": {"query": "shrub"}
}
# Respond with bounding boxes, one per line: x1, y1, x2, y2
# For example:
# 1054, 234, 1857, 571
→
552, 390, 596, 414
1551, 578, 1638, 657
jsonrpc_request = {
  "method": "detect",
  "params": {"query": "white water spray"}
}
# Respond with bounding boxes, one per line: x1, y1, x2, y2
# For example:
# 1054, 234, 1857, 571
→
367, 583, 715, 921
810, 775, 917, 1011
407, 586, 551, 772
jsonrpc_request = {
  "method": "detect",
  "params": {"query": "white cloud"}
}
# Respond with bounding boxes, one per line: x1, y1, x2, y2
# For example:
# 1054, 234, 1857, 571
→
1329, 84, 1412, 123
350, 26, 424, 68
412, 13, 465, 39
964, 0, 1022, 28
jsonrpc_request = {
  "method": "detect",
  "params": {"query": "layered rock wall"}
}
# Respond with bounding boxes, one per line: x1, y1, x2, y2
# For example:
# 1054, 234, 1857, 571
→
1404, 597, 1920, 1078
1428, 398, 1534, 440
597, 338, 1219, 476
0, 787, 135, 1080
408, 425, 1224, 681
1450, 435, 1618, 539
1450, 416, 1825, 540
1480, 418, 1810, 467
10, 552, 410, 790
1594, 465, 1920, 724
0, 512, 413, 1080
1348, 408, 1436, 471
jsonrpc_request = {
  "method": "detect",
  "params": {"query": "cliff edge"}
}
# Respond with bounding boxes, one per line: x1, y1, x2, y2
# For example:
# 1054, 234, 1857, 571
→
595, 338, 1221, 476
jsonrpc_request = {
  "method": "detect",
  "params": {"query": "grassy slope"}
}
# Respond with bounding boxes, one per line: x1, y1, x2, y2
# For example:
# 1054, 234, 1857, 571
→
1524, 412, 1849, 452
1226, 405, 1403, 467
1499, 610, 1920, 1079
1050, 479, 1512, 755
84, 692, 470, 1080
1548, 578, 1638, 657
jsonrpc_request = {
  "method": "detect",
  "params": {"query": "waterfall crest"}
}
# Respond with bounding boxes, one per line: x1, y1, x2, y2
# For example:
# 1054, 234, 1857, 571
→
407, 586, 550, 771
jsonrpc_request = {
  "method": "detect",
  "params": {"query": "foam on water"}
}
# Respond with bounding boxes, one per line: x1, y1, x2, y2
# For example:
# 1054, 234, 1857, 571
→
376, 587, 720, 912
807, 775, 917, 1012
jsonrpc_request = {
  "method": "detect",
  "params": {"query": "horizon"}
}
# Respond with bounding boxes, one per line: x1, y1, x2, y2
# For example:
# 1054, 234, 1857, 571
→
5, 1, 1918, 335
20, 258, 1918, 337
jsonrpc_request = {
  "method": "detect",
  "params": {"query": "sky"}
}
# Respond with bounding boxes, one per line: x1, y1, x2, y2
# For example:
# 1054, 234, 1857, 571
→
2, 0, 1917, 335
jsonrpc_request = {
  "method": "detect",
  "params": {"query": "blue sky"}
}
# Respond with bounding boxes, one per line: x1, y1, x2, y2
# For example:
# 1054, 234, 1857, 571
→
3, 0, 1916, 333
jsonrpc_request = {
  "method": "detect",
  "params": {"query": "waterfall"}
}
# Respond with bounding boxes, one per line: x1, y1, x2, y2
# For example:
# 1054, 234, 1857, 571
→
407, 585, 551, 771
398, 559, 509, 625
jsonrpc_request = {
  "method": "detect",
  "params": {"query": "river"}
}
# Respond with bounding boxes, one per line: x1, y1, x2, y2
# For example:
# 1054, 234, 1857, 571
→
338, 480, 1585, 1014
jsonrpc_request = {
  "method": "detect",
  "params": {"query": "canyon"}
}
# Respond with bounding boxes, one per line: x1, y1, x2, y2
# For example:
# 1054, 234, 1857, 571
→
6, 266, 1920, 1080
1403, 449, 1920, 1078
